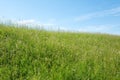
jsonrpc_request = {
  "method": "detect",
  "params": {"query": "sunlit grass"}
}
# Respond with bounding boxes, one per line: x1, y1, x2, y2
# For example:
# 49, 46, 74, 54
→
0, 24, 120, 80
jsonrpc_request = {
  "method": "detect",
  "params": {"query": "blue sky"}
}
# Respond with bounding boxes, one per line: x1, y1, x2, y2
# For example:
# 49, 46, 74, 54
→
0, 0, 120, 35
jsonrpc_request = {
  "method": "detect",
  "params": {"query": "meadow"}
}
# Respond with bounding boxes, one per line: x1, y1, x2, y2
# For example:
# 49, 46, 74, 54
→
0, 24, 120, 80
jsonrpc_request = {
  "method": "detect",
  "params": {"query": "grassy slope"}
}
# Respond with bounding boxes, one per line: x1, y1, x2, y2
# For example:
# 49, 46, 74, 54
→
0, 24, 120, 80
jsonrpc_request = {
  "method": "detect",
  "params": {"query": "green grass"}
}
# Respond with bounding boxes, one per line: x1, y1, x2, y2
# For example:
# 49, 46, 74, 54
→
0, 24, 120, 80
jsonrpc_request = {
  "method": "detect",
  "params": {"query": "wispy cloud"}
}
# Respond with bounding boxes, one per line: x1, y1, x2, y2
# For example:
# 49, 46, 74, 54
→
78, 25, 113, 32
78, 24, 120, 35
75, 7, 120, 22
15, 19, 59, 31
16, 19, 56, 26
16, 19, 35, 24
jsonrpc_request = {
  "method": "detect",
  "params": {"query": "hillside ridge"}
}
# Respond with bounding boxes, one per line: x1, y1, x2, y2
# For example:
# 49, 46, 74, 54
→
0, 24, 120, 80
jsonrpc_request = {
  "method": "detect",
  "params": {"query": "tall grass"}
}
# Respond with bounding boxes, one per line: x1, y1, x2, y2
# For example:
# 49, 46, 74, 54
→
0, 24, 120, 80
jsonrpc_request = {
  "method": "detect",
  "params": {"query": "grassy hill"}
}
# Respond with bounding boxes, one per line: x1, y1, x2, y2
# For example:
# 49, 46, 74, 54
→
0, 24, 120, 80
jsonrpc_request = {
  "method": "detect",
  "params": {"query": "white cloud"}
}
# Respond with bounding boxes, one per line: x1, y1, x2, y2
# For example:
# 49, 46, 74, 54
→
10, 19, 60, 31
78, 25, 113, 33
75, 7, 120, 22
16, 19, 35, 24
15, 19, 57, 28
